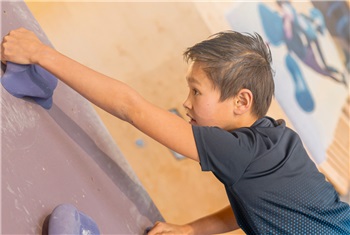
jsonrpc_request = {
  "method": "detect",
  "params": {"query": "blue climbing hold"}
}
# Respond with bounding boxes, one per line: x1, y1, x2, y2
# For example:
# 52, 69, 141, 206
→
1, 62, 58, 109
48, 204, 100, 235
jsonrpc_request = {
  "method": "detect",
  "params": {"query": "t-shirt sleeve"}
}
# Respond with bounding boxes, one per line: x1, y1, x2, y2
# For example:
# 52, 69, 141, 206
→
192, 125, 255, 186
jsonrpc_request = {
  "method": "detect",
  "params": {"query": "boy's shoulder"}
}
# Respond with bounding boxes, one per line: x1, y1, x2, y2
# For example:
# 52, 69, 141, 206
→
251, 116, 285, 128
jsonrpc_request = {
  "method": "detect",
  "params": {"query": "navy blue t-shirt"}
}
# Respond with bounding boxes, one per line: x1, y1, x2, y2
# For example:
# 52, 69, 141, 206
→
193, 117, 350, 234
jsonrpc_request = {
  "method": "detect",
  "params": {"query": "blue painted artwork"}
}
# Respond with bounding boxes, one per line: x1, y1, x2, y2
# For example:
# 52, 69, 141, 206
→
312, 1, 349, 72
258, 2, 347, 113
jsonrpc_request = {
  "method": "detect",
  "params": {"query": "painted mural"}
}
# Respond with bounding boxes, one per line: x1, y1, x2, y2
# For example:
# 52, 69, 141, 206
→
226, 1, 349, 164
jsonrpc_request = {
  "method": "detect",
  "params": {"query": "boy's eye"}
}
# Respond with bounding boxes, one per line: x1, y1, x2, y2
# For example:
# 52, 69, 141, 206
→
193, 89, 199, 95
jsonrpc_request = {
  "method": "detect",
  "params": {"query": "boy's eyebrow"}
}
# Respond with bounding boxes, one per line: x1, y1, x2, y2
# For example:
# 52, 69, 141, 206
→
186, 76, 200, 85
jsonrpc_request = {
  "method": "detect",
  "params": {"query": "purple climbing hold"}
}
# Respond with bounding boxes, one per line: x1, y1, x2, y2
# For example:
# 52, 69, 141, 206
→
1, 62, 58, 109
48, 204, 100, 235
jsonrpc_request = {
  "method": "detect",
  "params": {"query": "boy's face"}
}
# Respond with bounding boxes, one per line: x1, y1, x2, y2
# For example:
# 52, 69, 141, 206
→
183, 62, 236, 131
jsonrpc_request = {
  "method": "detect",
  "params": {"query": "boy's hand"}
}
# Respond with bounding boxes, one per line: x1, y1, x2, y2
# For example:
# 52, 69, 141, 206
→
147, 221, 193, 235
1, 28, 45, 65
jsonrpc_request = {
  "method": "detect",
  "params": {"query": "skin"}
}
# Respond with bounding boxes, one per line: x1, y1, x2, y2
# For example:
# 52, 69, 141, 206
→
149, 205, 239, 235
184, 61, 256, 132
1, 28, 258, 235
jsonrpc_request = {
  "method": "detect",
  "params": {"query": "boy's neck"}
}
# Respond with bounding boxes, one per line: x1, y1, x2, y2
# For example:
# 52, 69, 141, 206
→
229, 114, 259, 131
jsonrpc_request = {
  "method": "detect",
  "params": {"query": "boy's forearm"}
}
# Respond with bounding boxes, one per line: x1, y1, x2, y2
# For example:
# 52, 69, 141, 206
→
37, 45, 137, 121
148, 207, 238, 235
187, 205, 239, 235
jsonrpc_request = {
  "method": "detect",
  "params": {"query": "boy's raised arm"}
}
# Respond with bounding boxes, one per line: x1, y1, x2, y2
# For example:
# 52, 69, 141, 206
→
1, 28, 199, 162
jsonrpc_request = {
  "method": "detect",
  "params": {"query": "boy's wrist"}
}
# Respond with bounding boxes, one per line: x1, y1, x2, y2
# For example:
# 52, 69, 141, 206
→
34, 44, 54, 66
182, 224, 195, 235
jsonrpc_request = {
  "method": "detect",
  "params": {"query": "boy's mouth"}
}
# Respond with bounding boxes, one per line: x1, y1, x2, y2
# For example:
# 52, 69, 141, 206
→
186, 113, 197, 125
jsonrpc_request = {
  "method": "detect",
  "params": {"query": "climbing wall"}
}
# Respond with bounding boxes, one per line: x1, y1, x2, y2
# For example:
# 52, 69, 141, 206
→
1, 1, 163, 234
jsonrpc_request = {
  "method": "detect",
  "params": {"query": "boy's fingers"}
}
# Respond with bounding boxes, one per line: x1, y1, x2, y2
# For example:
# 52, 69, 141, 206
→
147, 221, 164, 235
0, 27, 42, 65
1, 31, 14, 63
1, 40, 6, 64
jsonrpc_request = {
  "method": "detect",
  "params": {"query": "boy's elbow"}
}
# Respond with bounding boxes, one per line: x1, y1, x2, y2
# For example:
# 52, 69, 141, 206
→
110, 90, 144, 126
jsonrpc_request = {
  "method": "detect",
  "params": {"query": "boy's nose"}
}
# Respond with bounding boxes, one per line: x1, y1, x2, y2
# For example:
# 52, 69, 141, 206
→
183, 95, 191, 110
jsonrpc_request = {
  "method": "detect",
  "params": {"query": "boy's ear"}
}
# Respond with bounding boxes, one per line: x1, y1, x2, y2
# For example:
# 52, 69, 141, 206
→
233, 89, 253, 115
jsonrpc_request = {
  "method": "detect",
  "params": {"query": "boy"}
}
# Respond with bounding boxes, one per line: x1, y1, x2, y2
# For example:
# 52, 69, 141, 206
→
2, 28, 350, 234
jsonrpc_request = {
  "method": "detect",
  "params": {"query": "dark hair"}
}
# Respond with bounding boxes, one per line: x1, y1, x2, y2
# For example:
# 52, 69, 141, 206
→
183, 31, 274, 118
